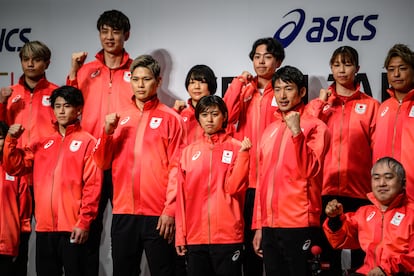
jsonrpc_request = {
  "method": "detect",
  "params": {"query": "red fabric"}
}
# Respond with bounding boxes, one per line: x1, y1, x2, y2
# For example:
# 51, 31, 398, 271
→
3, 122, 102, 232
307, 84, 379, 199
323, 193, 414, 275
175, 131, 249, 246
93, 97, 184, 217
66, 50, 133, 138
252, 103, 330, 229
224, 76, 277, 189
373, 88, 414, 202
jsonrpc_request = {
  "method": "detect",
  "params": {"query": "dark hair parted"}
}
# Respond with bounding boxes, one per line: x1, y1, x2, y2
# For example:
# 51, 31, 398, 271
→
272, 65, 306, 90
195, 95, 228, 129
50, 86, 84, 108
185, 65, 217, 95
249, 37, 285, 62
97, 10, 130, 33
384, 44, 414, 69
330, 46, 359, 67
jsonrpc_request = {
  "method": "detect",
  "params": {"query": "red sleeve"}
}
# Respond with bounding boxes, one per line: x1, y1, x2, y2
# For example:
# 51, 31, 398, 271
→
3, 135, 34, 176
224, 150, 249, 195
76, 139, 103, 231
92, 129, 115, 170
18, 177, 32, 233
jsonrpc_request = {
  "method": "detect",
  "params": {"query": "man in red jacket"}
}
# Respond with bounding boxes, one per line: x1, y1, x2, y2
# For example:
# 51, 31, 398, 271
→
223, 37, 285, 276
324, 157, 414, 275
4, 86, 102, 276
66, 10, 133, 275
373, 44, 414, 203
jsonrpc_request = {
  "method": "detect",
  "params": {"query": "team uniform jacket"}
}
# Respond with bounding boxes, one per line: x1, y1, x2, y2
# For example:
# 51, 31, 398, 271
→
224, 76, 277, 189
175, 131, 249, 247
307, 84, 379, 199
323, 192, 414, 275
93, 97, 184, 217
0, 75, 57, 147
176, 99, 235, 145
3, 122, 102, 232
176, 99, 204, 145
0, 165, 31, 256
373, 88, 414, 202
252, 103, 330, 229
66, 49, 133, 138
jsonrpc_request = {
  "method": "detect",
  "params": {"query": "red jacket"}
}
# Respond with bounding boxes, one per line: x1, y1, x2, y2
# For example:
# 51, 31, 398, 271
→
224, 76, 277, 189
252, 103, 330, 229
373, 88, 414, 202
175, 131, 249, 246
0, 75, 57, 147
66, 50, 133, 138
3, 122, 102, 232
0, 165, 31, 256
93, 97, 184, 217
307, 84, 379, 199
323, 193, 414, 275
177, 99, 205, 145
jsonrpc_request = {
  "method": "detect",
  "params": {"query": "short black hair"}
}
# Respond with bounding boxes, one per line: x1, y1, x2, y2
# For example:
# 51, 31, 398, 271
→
249, 37, 285, 62
195, 95, 228, 129
97, 10, 130, 33
50, 86, 84, 108
185, 65, 217, 95
272, 65, 306, 91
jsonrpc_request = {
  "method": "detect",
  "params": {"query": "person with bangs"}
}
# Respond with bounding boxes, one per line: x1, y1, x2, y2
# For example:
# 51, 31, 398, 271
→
307, 46, 379, 275
173, 65, 220, 144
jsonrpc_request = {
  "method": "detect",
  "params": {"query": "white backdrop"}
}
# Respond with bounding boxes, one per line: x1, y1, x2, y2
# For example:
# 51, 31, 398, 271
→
1, 0, 414, 275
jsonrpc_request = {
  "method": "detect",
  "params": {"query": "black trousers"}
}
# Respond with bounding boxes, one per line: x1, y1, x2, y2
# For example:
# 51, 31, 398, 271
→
242, 188, 263, 276
186, 243, 243, 276
111, 214, 176, 276
262, 227, 323, 276
36, 232, 88, 276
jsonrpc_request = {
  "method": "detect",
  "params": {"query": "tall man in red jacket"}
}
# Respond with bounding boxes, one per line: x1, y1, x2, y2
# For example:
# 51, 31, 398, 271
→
93, 54, 184, 276
373, 44, 414, 203
66, 10, 133, 274
252, 66, 330, 276
223, 37, 285, 276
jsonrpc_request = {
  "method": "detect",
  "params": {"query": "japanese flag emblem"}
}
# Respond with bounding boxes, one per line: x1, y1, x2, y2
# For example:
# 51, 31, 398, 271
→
150, 117, 162, 129
70, 140, 82, 152
42, 95, 51, 106
355, 103, 367, 114
123, 71, 131, 82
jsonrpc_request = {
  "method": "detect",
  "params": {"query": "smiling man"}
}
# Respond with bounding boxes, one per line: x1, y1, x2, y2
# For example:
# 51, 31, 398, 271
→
323, 157, 414, 275
373, 44, 414, 203
252, 65, 330, 276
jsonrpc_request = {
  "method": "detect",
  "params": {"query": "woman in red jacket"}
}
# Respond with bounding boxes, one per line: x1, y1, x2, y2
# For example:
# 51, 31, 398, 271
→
175, 95, 251, 276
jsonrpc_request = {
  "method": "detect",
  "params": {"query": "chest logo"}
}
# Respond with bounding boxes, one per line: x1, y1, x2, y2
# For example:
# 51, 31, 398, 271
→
380, 106, 389, 117
90, 70, 100, 78
355, 103, 367, 114
42, 95, 51, 106
182, 116, 188, 122
12, 95, 21, 103
120, 116, 130, 125
150, 117, 162, 129
409, 106, 414, 118
221, 150, 233, 164
44, 140, 54, 149
192, 151, 201, 161
366, 211, 376, 221
390, 212, 405, 226
69, 140, 82, 152
123, 71, 131, 82
5, 173, 15, 181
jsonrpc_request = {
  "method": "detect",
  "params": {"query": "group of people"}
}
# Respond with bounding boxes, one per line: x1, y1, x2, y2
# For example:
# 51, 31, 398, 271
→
0, 8, 413, 276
